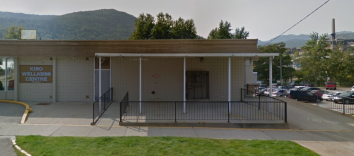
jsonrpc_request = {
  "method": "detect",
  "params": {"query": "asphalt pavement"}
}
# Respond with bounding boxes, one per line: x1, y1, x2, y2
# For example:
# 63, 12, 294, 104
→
1, 98, 354, 156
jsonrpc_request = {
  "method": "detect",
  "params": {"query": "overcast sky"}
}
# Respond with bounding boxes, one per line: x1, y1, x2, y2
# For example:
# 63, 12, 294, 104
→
0, 0, 352, 41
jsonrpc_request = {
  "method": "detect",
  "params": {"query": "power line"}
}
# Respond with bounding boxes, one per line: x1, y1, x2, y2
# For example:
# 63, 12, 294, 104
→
266, 0, 330, 45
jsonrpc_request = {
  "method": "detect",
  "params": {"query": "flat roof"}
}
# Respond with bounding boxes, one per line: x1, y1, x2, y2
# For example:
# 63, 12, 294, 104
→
95, 53, 279, 57
0, 39, 260, 57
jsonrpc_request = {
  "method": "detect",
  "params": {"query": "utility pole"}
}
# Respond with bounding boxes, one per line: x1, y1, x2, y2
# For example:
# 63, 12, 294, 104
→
280, 53, 282, 86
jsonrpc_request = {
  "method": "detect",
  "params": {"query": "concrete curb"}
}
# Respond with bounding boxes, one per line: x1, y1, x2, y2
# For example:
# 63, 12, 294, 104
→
11, 137, 32, 156
0, 100, 32, 124
119, 122, 289, 129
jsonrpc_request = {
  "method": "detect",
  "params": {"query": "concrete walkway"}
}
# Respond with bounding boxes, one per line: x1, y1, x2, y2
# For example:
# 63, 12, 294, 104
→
0, 136, 16, 156
1, 99, 354, 156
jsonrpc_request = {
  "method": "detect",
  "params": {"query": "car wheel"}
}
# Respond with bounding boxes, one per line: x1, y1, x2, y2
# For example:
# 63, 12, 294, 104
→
334, 88, 336, 90
344, 99, 350, 104
326, 88, 328, 90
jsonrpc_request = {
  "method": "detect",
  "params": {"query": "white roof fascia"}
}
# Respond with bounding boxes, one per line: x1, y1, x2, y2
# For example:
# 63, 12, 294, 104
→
95, 53, 279, 57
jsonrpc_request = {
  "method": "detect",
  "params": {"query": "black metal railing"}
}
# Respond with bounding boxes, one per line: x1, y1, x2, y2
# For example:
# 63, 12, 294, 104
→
91, 87, 113, 125
120, 101, 285, 122
119, 92, 129, 122
240, 88, 287, 122
330, 95, 354, 115
119, 88, 286, 123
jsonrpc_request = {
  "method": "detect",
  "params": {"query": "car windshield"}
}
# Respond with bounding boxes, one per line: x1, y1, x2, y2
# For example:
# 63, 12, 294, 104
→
300, 87, 309, 91
340, 91, 353, 97
327, 83, 333, 85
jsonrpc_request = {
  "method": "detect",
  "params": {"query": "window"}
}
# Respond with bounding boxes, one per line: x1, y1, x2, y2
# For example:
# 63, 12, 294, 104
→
0, 57, 15, 91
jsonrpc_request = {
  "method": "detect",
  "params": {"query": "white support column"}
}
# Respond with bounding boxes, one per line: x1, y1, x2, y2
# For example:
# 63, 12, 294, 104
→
183, 57, 186, 114
269, 57, 273, 112
139, 57, 142, 114
228, 57, 231, 113
14, 57, 18, 101
52, 57, 56, 103
5, 58, 7, 93
99, 56, 102, 113
269, 57, 273, 98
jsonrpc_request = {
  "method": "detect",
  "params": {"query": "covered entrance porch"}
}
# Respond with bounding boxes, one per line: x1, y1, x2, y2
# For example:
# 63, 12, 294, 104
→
94, 52, 285, 126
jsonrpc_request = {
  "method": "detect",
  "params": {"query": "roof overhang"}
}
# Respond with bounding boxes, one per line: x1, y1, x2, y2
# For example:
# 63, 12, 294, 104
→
95, 53, 280, 57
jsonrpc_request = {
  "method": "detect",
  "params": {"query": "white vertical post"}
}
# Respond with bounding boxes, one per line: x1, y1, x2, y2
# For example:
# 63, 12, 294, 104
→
14, 57, 18, 101
99, 56, 102, 113
5, 58, 7, 92
183, 57, 186, 114
228, 57, 231, 113
139, 57, 142, 114
269, 57, 273, 98
269, 57, 273, 112
52, 57, 56, 103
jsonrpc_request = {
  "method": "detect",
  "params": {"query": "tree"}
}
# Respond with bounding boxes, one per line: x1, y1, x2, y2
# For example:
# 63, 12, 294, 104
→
299, 33, 331, 86
151, 13, 173, 39
207, 20, 232, 39
234, 27, 249, 39
3, 26, 25, 39
327, 44, 354, 86
129, 13, 155, 40
129, 12, 197, 40
254, 43, 295, 85
207, 20, 249, 39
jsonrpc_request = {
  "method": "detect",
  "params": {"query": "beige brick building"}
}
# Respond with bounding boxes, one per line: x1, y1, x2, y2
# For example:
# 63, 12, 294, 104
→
0, 39, 277, 102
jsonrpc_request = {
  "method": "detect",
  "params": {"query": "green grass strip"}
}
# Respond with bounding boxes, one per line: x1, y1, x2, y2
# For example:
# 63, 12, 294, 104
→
16, 135, 318, 156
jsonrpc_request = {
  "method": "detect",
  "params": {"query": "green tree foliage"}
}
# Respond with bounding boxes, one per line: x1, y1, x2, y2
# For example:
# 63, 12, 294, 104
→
234, 27, 249, 39
327, 44, 354, 86
299, 33, 331, 86
0, 9, 136, 40
254, 43, 295, 85
207, 20, 249, 39
208, 20, 232, 39
3, 26, 25, 39
130, 12, 197, 40
129, 13, 155, 39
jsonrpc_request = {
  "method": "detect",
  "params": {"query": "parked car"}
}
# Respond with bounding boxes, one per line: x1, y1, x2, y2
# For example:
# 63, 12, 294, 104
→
327, 92, 341, 101
273, 90, 286, 97
311, 90, 330, 100
303, 84, 313, 87
283, 88, 293, 97
351, 86, 354, 91
288, 88, 304, 99
256, 88, 266, 96
296, 90, 318, 102
300, 87, 321, 91
278, 86, 289, 90
322, 92, 335, 101
325, 81, 336, 90
333, 91, 354, 104
264, 88, 277, 97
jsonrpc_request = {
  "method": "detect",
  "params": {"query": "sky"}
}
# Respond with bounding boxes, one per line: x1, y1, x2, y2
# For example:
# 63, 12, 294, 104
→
0, 0, 353, 41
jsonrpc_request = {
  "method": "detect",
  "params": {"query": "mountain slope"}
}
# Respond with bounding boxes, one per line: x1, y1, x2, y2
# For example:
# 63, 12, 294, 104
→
258, 32, 354, 48
0, 9, 136, 40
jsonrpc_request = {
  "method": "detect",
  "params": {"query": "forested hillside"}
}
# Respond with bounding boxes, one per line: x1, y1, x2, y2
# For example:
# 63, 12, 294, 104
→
258, 32, 354, 48
0, 9, 136, 40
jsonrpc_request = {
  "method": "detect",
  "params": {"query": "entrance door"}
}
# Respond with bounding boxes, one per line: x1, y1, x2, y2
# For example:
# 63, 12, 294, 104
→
95, 57, 111, 101
186, 71, 209, 100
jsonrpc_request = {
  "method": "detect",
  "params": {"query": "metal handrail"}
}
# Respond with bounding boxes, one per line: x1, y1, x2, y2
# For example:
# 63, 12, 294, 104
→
91, 87, 113, 125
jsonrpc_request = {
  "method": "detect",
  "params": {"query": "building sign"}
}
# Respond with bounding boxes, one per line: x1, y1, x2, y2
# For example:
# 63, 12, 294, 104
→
20, 65, 53, 83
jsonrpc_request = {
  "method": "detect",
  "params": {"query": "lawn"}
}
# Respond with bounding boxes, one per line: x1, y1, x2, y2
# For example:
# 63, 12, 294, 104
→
16, 135, 319, 156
